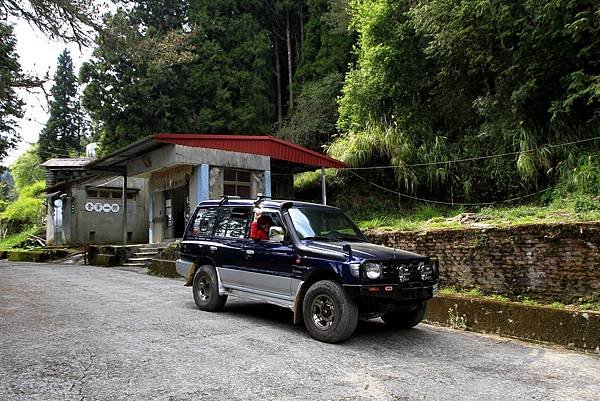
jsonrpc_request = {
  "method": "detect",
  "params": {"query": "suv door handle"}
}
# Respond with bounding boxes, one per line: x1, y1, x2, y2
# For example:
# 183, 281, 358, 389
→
245, 250, 254, 255
209, 246, 217, 252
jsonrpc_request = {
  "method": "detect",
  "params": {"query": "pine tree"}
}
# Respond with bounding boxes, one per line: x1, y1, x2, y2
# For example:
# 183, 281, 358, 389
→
38, 49, 83, 161
0, 23, 25, 161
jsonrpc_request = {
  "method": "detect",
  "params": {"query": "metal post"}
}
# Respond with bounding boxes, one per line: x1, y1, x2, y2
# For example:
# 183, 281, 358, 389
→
321, 167, 327, 205
148, 192, 154, 244
264, 170, 272, 197
122, 173, 128, 245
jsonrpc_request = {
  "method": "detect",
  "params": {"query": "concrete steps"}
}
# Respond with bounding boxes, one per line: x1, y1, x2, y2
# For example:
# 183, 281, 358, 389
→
122, 245, 165, 267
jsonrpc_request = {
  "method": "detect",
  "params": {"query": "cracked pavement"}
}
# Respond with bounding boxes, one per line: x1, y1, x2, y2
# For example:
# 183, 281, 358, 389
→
1, 261, 599, 401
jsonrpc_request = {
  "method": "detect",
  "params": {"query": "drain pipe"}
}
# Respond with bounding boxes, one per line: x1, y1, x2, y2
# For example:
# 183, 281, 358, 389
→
122, 173, 128, 246
321, 167, 327, 205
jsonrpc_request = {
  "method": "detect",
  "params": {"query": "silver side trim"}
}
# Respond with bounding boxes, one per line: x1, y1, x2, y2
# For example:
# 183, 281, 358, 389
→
225, 286, 295, 310
175, 259, 193, 279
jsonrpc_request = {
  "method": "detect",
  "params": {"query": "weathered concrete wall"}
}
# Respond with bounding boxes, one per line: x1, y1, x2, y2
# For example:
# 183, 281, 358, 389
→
72, 176, 149, 245
366, 223, 600, 304
148, 242, 180, 277
209, 167, 224, 199
127, 145, 269, 177
426, 295, 600, 353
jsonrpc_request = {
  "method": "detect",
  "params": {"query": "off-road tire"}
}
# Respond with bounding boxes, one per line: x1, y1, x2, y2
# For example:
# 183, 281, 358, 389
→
302, 280, 358, 343
192, 265, 227, 311
381, 302, 427, 329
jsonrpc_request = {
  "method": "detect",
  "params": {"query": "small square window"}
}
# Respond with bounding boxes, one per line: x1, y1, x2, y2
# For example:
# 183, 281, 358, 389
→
89, 231, 96, 241
99, 191, 110, 198
237, 185, 250, 198
237, 171, 251, 182
224, 169, 237, 181
127, 232, 133, 241
224, 184, 236, 196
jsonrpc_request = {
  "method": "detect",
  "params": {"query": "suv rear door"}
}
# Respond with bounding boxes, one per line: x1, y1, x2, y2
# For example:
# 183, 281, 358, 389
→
211, 206, 253, 289
181, 205, 219, 266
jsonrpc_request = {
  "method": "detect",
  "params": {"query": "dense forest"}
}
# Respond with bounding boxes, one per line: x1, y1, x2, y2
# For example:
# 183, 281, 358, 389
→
1, 0, 600, 221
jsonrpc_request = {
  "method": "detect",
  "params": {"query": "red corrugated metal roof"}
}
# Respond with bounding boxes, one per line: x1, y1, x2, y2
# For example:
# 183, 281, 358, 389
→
153, 133, 347, 168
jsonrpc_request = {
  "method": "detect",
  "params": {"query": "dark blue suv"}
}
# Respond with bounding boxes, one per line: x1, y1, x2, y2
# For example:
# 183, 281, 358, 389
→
176, 198, 439, 343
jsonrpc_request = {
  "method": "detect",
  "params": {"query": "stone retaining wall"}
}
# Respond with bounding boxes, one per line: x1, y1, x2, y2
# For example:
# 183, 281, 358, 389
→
366, 222, 600, 304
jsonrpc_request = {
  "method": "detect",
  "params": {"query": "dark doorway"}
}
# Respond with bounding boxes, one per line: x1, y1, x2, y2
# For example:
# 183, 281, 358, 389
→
163, 185, 189, 240
172, 185, 188, 238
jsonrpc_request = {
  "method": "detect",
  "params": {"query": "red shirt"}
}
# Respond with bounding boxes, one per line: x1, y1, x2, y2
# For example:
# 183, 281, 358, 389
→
250, 221, 269, 240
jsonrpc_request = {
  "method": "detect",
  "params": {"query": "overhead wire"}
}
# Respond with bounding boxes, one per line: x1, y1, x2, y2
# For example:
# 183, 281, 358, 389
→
348, 170, 555, 207
334, 135, 600, 170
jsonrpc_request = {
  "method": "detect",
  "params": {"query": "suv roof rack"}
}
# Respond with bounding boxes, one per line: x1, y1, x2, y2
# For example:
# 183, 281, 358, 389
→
219, 195, 240, 205
254, 194, 271, 206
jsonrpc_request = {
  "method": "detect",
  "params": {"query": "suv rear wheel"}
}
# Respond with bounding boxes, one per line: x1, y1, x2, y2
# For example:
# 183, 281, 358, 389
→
381, 302, 426, 329
302, 280, 358, 343
193, 265, 227, 311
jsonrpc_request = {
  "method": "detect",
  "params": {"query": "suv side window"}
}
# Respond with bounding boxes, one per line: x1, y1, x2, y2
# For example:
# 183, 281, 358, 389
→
214, 207, 252, 238
186, 207, 219, 239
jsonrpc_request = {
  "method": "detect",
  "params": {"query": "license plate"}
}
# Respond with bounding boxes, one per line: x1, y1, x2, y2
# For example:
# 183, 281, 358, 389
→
433, 284, 438, 296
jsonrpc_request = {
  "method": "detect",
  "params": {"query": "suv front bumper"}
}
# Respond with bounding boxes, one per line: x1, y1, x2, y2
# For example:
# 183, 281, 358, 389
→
344, 283, 438, 301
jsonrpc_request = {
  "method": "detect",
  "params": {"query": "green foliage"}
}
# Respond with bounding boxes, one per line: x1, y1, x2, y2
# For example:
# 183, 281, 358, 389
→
38, 50, 84, 161
278, 73, 344, 150
1, 0, 98, 44
0, 227, 40, 250
0, 23, 24, 161
295, 0, 354, 84
333, 0, 600, 203
82, 1, 276, 155
187, 0, 274, 133
0, 181, 45, 234
11, 145, 45, 190
81, 6, 195, 155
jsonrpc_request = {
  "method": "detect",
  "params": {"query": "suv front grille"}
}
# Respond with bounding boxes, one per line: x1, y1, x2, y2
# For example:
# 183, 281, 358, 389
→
380, 261, 431, 285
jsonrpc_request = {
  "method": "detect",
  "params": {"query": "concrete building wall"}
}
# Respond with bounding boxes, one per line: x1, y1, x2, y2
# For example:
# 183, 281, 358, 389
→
250, 171, 265, 197
209, 167, 224, 199
128, 145, 269, 178
152, 191, 165, 243
50, 176, 150, 245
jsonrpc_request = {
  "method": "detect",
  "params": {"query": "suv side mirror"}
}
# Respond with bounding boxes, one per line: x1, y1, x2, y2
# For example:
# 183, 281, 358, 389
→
269, 226, 285, 242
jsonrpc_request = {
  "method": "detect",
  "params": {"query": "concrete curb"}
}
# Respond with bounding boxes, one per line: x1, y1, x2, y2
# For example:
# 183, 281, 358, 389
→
426, 295, 600, 353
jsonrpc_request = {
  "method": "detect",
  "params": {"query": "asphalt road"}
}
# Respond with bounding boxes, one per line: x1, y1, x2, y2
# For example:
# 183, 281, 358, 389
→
1, 261, 599, 401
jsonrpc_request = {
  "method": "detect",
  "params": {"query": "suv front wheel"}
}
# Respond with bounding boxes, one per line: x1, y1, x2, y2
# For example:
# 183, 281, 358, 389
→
302, 280, 358, 343
193, 265, 227, 311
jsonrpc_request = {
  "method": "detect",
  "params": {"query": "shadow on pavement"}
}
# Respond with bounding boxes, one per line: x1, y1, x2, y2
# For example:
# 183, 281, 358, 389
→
189, 299, 440, 345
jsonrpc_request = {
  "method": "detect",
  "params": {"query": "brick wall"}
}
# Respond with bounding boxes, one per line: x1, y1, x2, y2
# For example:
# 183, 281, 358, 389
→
366, 223, 600, 304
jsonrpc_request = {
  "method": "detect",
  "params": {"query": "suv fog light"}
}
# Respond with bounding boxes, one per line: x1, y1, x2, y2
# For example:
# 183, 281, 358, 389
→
419, 262, 434, 281
365, 262, 383, 279
398, 265, 411, 283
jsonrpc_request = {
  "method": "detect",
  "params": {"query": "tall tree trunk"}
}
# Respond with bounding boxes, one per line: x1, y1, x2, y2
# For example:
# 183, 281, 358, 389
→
275, 38, 283, 128
286, 9, 293, 109
299, 0, 304, 51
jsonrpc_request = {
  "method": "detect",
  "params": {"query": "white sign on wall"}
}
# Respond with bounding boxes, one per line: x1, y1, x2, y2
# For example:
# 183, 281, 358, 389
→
85, 202, 120, 213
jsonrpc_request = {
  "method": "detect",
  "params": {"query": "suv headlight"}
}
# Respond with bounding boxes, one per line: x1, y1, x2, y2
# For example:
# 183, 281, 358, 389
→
364, 262, 383, 279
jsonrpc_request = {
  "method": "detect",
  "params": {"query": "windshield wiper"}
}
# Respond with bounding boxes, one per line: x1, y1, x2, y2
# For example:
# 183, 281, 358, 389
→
302, 236, 335, 241
337, 236, 364, 242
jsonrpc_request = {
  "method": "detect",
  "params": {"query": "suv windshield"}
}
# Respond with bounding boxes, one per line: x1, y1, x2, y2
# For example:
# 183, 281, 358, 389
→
288, 207, 366, 241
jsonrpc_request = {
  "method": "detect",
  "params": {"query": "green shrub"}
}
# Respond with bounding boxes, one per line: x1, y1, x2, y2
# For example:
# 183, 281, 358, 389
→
0, 181, 45, 234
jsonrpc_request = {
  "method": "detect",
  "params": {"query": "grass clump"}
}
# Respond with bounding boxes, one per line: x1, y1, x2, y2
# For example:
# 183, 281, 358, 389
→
0, 227, 43, 250
438, 287, 600, 311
